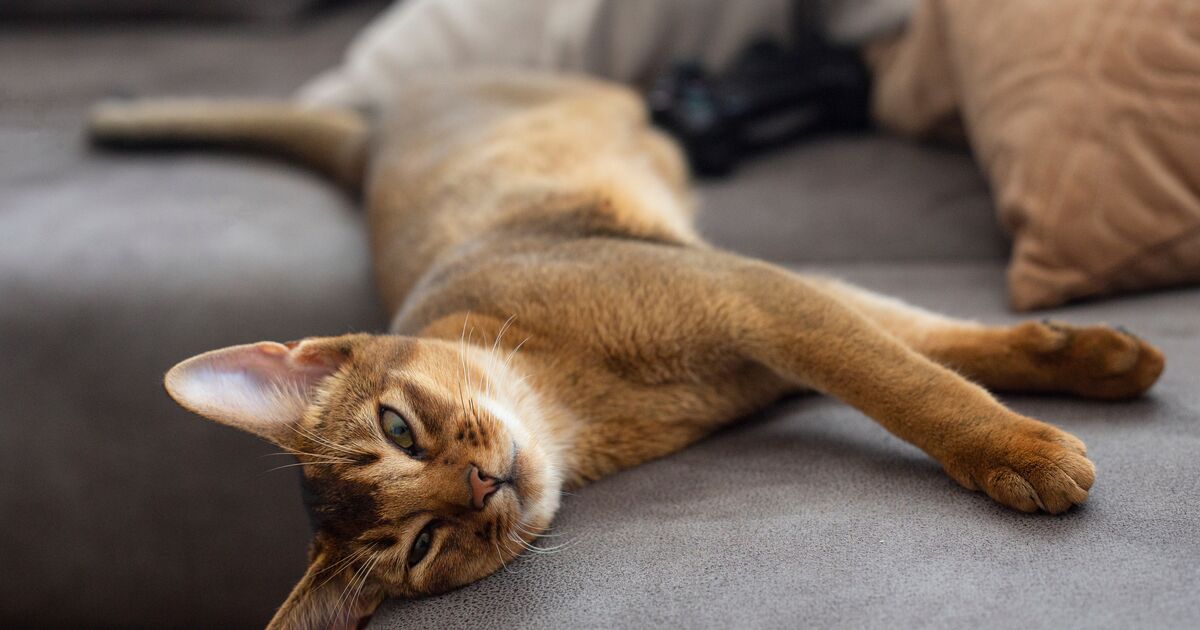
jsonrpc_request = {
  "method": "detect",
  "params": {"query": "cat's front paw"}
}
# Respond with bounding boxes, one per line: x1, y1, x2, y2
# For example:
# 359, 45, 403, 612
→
943, 418, 1095, 514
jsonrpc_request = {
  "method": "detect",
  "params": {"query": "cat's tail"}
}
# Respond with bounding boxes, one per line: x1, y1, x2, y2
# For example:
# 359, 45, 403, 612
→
88, 99, 368, 190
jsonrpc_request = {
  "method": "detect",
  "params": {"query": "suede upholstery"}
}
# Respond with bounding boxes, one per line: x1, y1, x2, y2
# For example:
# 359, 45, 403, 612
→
1, 5, 1197, 628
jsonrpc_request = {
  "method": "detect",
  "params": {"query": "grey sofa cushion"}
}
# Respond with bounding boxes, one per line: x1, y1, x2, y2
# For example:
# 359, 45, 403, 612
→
0, 10, 383, 628
696, 138, 1006, 263
0, 135, 387, 629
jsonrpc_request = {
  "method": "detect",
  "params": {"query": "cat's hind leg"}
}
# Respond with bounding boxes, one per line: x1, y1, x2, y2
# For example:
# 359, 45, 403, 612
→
808, 277, 1165, 400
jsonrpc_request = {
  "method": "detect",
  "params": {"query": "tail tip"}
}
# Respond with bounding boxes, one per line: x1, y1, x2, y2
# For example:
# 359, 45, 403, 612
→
87, 97, 148, 146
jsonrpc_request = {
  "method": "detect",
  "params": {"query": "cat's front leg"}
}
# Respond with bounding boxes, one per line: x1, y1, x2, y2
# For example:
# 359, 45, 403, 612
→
729, 262, 1094, 513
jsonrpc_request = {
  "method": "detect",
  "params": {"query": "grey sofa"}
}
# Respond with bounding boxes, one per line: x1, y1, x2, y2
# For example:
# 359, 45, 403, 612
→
2, 5, 1197, 629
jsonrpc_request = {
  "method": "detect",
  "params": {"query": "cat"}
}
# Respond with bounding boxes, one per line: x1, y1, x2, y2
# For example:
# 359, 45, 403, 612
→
89, 70, 1164, 630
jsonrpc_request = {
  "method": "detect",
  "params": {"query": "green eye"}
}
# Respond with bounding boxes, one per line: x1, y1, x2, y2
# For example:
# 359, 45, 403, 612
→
410, 520, 439, 564
381, 408, 415, 451
409, 523, 436, 566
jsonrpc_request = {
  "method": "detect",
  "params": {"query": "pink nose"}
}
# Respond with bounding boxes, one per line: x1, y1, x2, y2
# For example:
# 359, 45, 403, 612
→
468, 466, 500, 509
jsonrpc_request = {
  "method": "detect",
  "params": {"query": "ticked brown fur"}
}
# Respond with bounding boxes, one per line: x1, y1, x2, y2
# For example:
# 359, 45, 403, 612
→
91, 70, 1164, 629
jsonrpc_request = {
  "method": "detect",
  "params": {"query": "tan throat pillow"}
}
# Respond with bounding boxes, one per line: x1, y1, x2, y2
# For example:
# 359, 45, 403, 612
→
870, 0, 1200, 310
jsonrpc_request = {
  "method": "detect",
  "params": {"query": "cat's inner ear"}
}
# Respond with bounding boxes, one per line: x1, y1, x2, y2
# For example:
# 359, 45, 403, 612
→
269, 540, 384, 630
164, 339, 349, 444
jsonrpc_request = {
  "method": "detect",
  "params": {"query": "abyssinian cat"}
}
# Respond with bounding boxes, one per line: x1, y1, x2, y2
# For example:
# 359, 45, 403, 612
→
89, 70, 1164, 629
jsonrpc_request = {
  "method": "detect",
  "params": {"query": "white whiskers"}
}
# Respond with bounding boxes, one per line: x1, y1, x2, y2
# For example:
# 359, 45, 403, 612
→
507, 519, 577, 555
492, 540, 519, 574
314, 545, 375, 591
262, 456, 350, 470
335, 549, 383, 621
287, 422, 369, 458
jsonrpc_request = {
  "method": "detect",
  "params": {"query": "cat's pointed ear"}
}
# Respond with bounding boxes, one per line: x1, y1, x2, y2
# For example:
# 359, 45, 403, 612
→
268, 540, 385, 630
164, 338, 350, 444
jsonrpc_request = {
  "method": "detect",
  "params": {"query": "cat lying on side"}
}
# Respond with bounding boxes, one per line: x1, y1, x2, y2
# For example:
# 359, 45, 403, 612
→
90, 70, 1163, 630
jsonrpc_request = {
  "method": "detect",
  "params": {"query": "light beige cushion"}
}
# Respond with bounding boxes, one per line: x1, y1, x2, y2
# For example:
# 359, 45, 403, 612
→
871, 0, 1200, 310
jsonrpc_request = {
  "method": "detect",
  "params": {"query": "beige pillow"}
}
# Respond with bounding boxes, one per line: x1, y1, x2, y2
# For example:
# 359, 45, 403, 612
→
870, 0, 1200, 310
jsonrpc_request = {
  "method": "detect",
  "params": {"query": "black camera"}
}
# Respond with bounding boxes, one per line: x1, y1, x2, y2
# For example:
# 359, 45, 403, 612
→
648, 34, 871, 176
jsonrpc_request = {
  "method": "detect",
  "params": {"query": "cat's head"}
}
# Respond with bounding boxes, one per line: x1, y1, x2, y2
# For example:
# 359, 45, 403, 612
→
164, 333, 563, 629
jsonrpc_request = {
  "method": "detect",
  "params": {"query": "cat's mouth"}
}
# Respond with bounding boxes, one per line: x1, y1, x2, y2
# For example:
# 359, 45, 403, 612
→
473, 442, 527, 511
508, 443, 525, 508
